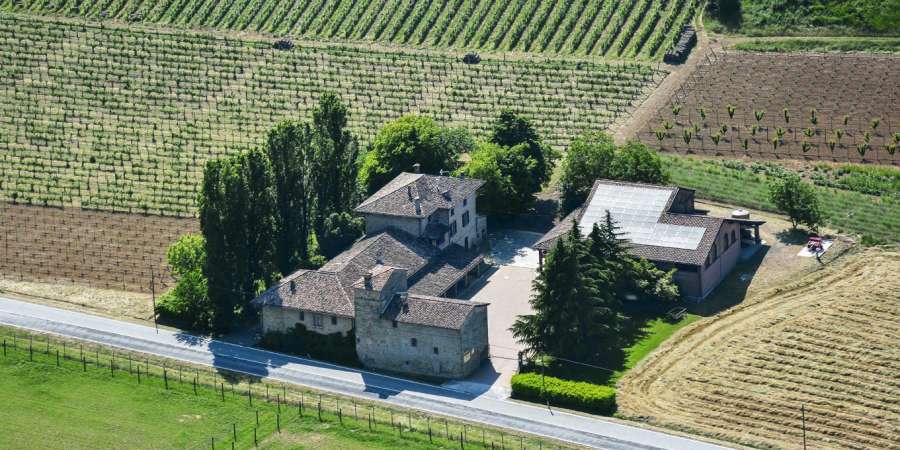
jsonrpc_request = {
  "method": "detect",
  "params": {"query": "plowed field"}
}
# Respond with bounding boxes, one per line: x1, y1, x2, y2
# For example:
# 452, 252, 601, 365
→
618, 247, 900, 450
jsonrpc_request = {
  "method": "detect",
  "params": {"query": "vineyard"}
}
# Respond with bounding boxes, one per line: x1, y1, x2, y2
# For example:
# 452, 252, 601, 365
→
0, 203, 197, 293
640, 50, 900, 164
0, 13, 663, 216
1, 0, 699, 60
618, 247, 900, 449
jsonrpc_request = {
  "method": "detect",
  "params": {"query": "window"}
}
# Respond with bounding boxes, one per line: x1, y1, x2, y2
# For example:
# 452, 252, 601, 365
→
433, 347, 439, 355
410, 338, 417, 347
732, 229, 737, 243
331, 316, 337, 325
450, 221, 457, 237
704, 255, 711, 269
299, 311, 305, 321
462, 211, 470, 227
711, 243, 718, 261
450, 207, 455, 216
313, 314, 323, 328
463, 198, 468, 207
392, 320, 398, 328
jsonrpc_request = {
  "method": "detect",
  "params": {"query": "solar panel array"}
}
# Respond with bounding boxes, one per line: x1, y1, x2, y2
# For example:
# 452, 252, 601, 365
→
578, 184, 706, 250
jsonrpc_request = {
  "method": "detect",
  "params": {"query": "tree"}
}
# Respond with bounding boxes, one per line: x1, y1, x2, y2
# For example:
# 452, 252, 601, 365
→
490, 109, 557, 188
768, 174, 824, 231
310, 93, 360, 234
560, 132, 616, 215
319, 212, 364, 258
266, 120, 315, 274
609, 141, 670, 185
455, 141, 538, 216
359, 115, 473, 193
156, 235, 212, 331
199, 149, 279, 332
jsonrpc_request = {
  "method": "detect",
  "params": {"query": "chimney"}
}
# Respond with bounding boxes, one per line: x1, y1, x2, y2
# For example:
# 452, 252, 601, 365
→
413, 196, 421, 215
439, 169, 445, 176
412, 163, 421, 173
363, 271, 373, 290
407, 185, 413, 200
399, 292, 409, 312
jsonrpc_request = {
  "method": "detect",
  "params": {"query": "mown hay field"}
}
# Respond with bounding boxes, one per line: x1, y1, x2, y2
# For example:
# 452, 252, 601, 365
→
2, 0, 699, 59
618, 247, 900, 450
0, 13, 662, 216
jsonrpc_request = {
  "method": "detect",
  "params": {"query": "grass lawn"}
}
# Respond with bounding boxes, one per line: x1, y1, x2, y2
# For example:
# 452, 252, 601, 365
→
613, 314, 700, 382
0, 339, 494, 450
731, 37, 900, 53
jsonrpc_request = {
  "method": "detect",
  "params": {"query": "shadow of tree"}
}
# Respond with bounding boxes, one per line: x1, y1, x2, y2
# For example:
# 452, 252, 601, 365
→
776, 228, 810, 245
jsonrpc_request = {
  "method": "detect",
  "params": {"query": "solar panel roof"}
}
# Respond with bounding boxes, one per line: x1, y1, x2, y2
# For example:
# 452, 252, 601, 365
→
577, 184, 705, 250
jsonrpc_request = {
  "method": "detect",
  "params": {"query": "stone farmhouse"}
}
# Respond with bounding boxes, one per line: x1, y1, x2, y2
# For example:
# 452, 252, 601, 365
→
252, 170, 490, 379
534, 180, 764, 300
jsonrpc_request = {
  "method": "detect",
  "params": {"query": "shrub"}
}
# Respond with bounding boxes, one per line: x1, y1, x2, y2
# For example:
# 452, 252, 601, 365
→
511, 373, 616, 415
259, 324, 360, 367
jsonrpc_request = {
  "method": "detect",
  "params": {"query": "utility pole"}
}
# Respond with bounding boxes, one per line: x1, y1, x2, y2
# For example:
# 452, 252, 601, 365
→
151, 267, 158, 333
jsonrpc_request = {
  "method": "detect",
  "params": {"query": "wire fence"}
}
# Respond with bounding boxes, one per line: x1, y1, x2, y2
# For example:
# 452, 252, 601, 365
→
0, 326, 576, 450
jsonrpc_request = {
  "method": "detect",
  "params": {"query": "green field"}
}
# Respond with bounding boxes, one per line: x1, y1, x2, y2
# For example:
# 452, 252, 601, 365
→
706, 0, 900, 36
0, 329, 557, 449
0, 13, 661, 217
731, 37, 900, 53
665, 156, 900, 242
1, 0, 699, 59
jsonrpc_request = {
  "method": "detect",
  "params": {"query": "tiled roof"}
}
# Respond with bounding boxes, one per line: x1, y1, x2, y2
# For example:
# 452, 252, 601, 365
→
382, 294, 486, 330
251, 270, 354, 317
355, 172, 484, 218
534, 180, 730, 266
256, 229, 483, 319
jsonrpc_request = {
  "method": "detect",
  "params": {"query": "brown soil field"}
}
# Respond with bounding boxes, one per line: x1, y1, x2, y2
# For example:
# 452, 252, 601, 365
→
618, 246, 900, 450
639, 51, 900, 165
0, 202, 197, 293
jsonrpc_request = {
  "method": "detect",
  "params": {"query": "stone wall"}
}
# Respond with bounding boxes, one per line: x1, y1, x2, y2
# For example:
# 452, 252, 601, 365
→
260, 305, 354, 336
364, 213, 423, 237
459, 304, 489, 375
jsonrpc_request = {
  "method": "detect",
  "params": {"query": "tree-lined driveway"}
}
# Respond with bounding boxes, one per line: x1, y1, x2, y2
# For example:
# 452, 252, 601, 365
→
0, 295, 729, 450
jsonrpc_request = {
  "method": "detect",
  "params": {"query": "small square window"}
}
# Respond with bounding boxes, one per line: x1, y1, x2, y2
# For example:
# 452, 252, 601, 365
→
411, 338, 417, 347
433, 347, 439, 355
392, 320, 398, 328
331, 316, 337, 325
450, 207, 455, 216
299, 311, 305, 321
313, 315, 323, 327
463, 198, 468, 206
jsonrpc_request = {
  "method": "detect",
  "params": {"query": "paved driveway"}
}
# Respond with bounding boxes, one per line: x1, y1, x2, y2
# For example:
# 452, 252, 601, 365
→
444, 230, 541, 397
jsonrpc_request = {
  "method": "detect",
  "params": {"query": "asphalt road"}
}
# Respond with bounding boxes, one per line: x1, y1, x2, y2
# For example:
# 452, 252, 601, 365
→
0, 296, 730, 450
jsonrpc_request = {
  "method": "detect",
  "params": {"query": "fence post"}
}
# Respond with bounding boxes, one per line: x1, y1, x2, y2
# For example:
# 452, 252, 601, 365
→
2, 339, 5, 356
210, 437, 214, 450
56, 349, 60, 366
82, 354, 86, 372
164, 369, 168, 389
339, 408, 343, 425
29, 336, 32, 361
221, 383, 225, 402
460, 431, 464, 449
317, 401, 322, 422
137, 366, 141, 384
428, 419, 433, 444
276, 414, 280, 433
193, 376, 197, 395
232, 423, 236, 441
253, 427, 257, 447
248, 387, 253, 406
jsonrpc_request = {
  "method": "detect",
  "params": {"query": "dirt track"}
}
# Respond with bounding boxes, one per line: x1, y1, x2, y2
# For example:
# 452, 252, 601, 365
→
618, 247, 900, 450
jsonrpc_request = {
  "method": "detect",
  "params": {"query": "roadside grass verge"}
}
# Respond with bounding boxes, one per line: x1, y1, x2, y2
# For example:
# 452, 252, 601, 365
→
0, 326, 567, 450
731, 37, 900, 53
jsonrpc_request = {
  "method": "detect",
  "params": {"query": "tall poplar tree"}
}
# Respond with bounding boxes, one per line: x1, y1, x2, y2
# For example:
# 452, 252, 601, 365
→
311, 93, 360, 234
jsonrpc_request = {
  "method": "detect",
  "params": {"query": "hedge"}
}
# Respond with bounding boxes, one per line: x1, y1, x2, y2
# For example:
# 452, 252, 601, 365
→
511, 372, 617, 415
259, 325, 360, 367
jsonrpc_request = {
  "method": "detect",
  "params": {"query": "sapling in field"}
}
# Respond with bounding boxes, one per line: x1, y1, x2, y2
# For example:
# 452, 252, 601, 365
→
783, 108, 790, 123
857, 143, 869, 157
863, 131, 872, 144
870, 118, 880, 130
754, 109, 765, 123
803, 128, 815, 138
885, 143, 897, 156
711, 133, 721, 145
843, 114, 850, 126
727, 104, 736, 118
809, 108, 818, 125
751, 125, 759, 136
692, 122, 701, 136
698, 105, 706, 120
772, 137, 780, 150
720, 123, 728, 135
801, 141, 812, 153
682, 128, 692, 145
671, 103, 681, 116
893, 132, 900, 144
663, 120, 673, 130
827, 140, 836, 152
741, 138, 749, 151
776, 127, 785, 139
835, 129, 844, 140
655, 129, 666, 141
